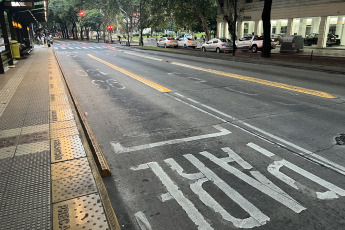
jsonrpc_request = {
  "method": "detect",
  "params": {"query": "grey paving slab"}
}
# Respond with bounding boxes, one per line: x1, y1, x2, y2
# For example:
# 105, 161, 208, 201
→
0, 146, 16, 159
7, 163, 50, 187
12, 151, 50, 169
0, 181, 50, 216
18, 130, 49, 145
15, 141, 50, 155
0, 114, 25, 130
23, 111, 50, 127
0, 205, 51, 230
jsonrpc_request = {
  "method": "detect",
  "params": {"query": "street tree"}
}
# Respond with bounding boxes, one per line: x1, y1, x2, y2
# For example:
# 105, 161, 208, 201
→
261, 0, 272, 58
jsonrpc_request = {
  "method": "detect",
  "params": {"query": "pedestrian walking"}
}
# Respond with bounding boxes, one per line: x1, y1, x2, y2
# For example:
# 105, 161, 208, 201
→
41, 35, 45, 45
37, 36, 41, 45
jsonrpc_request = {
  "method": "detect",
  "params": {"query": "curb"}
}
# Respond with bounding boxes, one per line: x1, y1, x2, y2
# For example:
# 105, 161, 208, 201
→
53, 50, 111, 177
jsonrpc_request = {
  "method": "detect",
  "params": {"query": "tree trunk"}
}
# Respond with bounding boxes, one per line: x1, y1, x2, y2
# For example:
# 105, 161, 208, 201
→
262, 0, 272, 58
80, 27, 84, 40
194, 4, 210, 40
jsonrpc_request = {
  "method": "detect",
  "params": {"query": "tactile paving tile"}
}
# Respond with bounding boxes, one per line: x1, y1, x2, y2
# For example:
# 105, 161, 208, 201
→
21, 124, 49, 135
0, 158, 12, 173
51, 126, 79, 139
50, 94, 69, 103
50, 108, 74, 123
18, 131, 49, 145
52, 173, 97, 203
0, 146, 16, 159
0, 181, 50, 215
15, 141, 50, 155
0, 205, 51, 230
50, 120, 77, 131
23, 111, 50, 127
12, 151, 50, 169
53, 193, 109, 230
51, 135, 86, 163
51, 157, 91, 180
0, 172, 8, 195
7, 164, 50, 187
0, 127, 21, 139
29, 99, 50, 109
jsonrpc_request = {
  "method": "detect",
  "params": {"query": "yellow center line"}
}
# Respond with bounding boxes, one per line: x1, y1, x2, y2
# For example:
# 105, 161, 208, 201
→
87, 54, 171, 93
118, 50, 336, 99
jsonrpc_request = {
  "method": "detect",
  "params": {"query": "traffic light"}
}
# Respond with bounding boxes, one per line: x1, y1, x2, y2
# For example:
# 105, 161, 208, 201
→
133, 13, 138, 17
80, 10, 85, 17
107, 25, 113, 31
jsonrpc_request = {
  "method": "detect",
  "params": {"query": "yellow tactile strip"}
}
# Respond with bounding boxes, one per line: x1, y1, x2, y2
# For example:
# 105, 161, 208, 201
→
48, 50, 112, 230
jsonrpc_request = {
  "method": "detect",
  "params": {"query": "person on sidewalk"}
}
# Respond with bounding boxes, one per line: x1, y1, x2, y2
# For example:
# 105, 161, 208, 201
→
41, 35, 45, 45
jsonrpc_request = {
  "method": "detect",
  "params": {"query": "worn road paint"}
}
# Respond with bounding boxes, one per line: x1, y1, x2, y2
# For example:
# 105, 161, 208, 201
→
134, 211, 153, 230
110, 125, 231, 154
249, 143, 345, 200
199, 151, 306, 213
132, 162, 213, 230
171, 93, 345, 176
117, 49, 336, 99
184, 154, 270, 228
87, 54, 171, 92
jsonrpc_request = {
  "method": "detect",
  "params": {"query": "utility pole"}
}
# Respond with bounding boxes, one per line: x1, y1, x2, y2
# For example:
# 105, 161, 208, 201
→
139, 0, 143, 46
120, 7, 130, 46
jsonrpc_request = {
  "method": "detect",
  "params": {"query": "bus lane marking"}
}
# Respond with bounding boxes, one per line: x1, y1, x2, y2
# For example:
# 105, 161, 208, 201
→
110, 125, 231, 154
248, 142, 345, 200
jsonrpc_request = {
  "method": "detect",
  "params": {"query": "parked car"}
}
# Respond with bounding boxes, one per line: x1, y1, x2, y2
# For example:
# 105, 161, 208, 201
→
304, 33, 337, 46
271, 34, 285, 45
201, 38, 232, 53
157, 37, 178, 48
178, 37, 198, 49
235, 35, 276, 53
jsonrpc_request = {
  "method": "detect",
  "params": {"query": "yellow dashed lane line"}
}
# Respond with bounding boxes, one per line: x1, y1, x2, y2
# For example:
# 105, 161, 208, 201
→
118, 50, 336, 99
87, 54, 171, 93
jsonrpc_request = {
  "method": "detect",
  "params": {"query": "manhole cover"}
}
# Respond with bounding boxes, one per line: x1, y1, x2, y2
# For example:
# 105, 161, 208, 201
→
335, 134, 345, 145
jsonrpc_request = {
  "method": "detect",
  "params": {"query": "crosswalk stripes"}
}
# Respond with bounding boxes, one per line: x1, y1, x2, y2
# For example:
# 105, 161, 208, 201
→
53, 46, 109, 50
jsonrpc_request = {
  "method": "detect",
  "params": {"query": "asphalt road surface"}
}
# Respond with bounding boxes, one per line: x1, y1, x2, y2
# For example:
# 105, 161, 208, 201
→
55, 40, 345, 230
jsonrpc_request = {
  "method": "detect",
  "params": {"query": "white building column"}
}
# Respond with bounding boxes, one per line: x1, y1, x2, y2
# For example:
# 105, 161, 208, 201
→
341, 17, 345, 45
311, 17, 321, 34
238, 21, 244, 39
276, 20, 282, 34
335, 16, 343, 37
317, 16, 330, 48
254, 20, 260, 35
286, 18, 293, 36
298, 19, 307, 36
225, 23, 229, 39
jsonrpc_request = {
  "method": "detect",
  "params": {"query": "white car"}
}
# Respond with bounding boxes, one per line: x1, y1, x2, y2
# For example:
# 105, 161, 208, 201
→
178, 37, 197, 49
201, 38, 233, 53
157, 37, 178, 48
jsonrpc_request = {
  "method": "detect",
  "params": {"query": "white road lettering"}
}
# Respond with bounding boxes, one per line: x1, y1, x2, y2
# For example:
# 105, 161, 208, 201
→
132, 162, 213, 230
134, 211, 153, 230
199, 151, 306, 213
248, 143, 345, 200
184, 154, 270, 228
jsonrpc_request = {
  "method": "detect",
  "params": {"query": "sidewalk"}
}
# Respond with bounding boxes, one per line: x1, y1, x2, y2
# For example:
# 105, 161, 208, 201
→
0, 45, 119, 229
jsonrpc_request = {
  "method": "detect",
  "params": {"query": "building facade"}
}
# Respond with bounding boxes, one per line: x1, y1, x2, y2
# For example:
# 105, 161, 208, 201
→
217, 0, 345, 48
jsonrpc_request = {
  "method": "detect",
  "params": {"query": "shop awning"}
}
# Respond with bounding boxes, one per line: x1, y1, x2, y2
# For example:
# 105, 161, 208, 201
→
2, 0, 49, 23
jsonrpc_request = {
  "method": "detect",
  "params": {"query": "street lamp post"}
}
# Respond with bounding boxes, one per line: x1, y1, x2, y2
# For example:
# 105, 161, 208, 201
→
120, 7, 130, 46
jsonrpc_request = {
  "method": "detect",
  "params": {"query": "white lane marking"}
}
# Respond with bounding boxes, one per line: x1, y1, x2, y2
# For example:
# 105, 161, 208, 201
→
249, 144, 345, 200
134, 211, 153, 230
172, 93, 345, 176
82, 47, 88, 49
111, 125, 231, 154
132, 162, 213, 230
272, 101, 298, 106
75, 47, 81, 49
225, 87, 259, 96
61, 47, 66, 50
188, 77, 207, 83
199, 151, 306, 213
185, 154, 269, 228
247, 143, 275, 157
68, 47, 74, 49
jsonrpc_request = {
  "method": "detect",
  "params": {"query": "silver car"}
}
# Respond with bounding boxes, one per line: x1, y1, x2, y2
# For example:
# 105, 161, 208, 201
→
201, 38, 233, 53
178, 37, 198, 49
157, 37, 178, 48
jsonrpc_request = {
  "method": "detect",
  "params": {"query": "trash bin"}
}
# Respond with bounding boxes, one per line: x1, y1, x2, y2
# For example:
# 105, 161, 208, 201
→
280, 36, 304, 53
10, 40, 20, 59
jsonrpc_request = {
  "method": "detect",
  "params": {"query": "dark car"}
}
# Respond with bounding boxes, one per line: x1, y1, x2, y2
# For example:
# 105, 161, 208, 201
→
304, 33, 337, 46
271, 34, 285, 45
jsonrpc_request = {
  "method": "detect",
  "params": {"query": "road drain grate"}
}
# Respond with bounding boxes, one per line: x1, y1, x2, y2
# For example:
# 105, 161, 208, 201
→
335, 134, 345, 145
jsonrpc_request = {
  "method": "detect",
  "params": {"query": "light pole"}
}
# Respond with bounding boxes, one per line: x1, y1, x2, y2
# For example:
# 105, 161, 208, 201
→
120, 7, 130, 46
233, 0, 237, 56
139, 0, 143, 46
